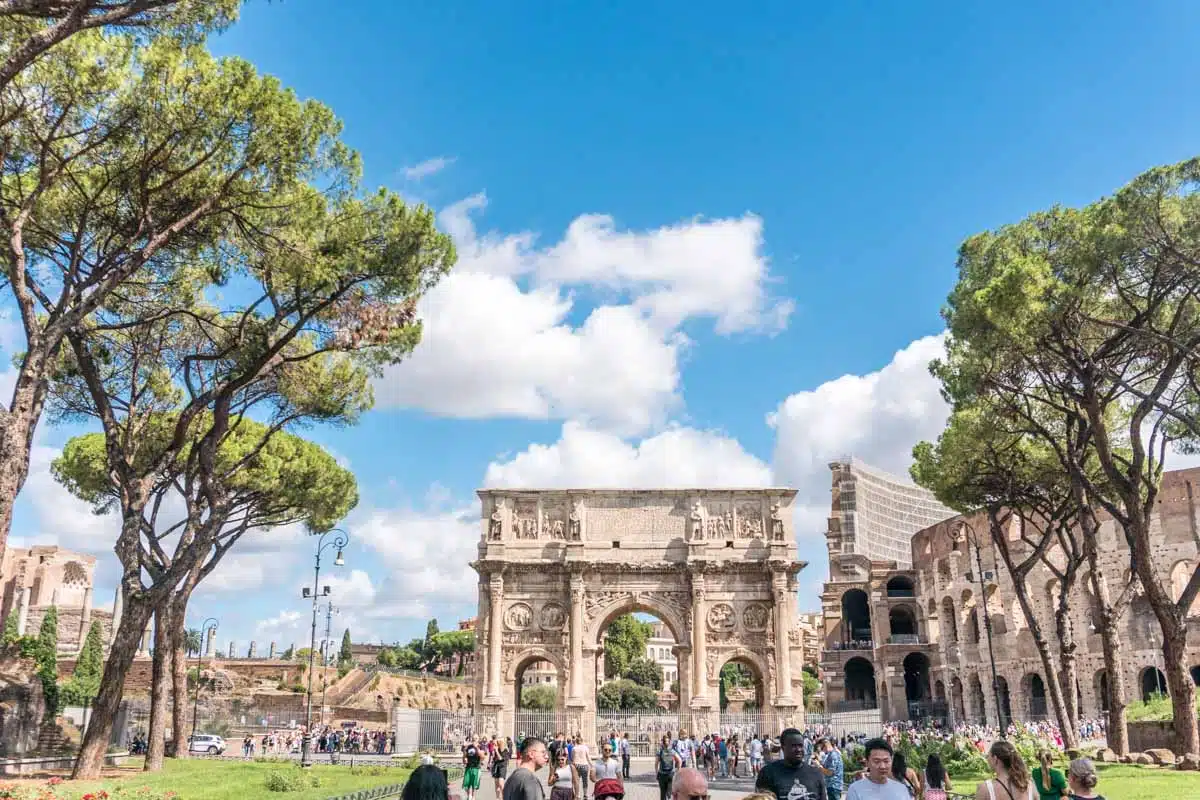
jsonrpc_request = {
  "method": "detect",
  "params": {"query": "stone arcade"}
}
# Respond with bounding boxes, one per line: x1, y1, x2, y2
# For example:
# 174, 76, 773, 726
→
472, 489, 807, 738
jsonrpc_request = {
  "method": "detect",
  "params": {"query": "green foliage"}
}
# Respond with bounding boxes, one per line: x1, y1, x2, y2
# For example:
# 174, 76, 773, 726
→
339, 629, 353, 664
35, 607, 59, 715
894, 732, 988, 779
2, 608, 17, 646
603, 615, 652, 679
520, 684, 558, 711
60, 620, 104, 705
1126, 692, 1200, 721
184, 628, 203, 657
802, 670, 821, 712
625, 655, 663, 689
264, 767, 320, 792
16, 635, 38, 659
429, 630, 475, 675
596, 678, 660, 710
294, 648, 313, 663
280, 645, 294, 660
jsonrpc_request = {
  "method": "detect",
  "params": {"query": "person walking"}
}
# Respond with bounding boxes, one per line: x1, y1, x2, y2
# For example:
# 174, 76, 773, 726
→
656, 733, 683, 800
505, 737, 551, 800
845, 739, 910, 800
571, 734, 592, 799
818, 738, 845, 800
549, 747, 582, 800
463, 737, 484, 800
923, 754, 951, 800
1032, 751, 1067, 800
891, 751, 922, 798
619, 732, 631, 780
1065, 758, 1103, 800
755, 728, 827, 800
592, 741, 625, 800
975, 741, 1035, 800
491, 734, 513, 795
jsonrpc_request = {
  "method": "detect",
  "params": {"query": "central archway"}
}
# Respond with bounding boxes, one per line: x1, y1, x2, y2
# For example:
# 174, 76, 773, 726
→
841, 589, 872, 645
843, 657, 877, 710
903, 652, 932, 720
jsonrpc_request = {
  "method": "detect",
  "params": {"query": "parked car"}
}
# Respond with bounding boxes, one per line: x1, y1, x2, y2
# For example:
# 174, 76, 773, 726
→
189, 734, 226, 755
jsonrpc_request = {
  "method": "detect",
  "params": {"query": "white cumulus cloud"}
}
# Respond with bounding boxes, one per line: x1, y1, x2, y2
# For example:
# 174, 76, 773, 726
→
402, 156, 455, 182
375, 193, 792, 435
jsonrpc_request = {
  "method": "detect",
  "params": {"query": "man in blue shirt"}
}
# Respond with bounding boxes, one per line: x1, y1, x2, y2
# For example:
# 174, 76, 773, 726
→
817, 738, 844, 800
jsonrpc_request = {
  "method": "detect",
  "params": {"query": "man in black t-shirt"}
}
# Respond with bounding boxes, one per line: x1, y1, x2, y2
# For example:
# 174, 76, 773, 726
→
463, 739, 483, 800
755, 728, 827, 800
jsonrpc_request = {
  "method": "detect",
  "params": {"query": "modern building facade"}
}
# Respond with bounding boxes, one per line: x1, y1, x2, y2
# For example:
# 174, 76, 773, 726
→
821, 461, 1200, 726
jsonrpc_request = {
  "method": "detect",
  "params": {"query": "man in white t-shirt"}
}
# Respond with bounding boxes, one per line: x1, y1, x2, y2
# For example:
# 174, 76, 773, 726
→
749, 736, 765, 775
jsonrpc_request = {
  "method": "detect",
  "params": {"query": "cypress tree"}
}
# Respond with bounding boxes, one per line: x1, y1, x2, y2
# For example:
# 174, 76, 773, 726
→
36, 606, 59, 714
339, 629, 352, 664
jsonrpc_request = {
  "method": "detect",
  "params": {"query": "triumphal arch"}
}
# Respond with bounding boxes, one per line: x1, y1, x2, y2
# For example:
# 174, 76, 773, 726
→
471, 489, 807, 738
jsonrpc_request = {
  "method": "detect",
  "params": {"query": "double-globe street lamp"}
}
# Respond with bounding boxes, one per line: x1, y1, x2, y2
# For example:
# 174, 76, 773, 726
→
300, 528, 348, 767
191, 617, 219, 744
957, 519, 1007, 738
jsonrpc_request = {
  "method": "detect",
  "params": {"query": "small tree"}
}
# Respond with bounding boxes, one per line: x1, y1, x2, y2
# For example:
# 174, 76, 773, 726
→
339, 630, 353, 665
603, 615, 652, 679
520, 684, 557, 711
62, 621, 105, 706
36, 607, 59, 715
625, 656, 663, 689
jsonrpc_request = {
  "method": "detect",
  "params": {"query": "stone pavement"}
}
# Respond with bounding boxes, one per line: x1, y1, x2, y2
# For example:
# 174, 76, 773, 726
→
467, 758, 757, 800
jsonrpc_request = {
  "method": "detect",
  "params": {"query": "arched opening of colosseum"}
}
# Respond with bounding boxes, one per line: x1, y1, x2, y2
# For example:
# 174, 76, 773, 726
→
933, 679, 945, 703
886, 576, 915, 599
1095, 670, 1110, 712
717, 654, 765, 712
841, 589, 872, 645
996, 677, 1012, 727
969, 674, 985, 722
966, 608, 981, 645
941, 597, 958, 643
925, 600, 939, 641
888, 606, 918, 640
515, 654, 566, 714
950, 677, 965, 721
902, 652, 932, 709
985, 584, 1005, 634
843, 657, 877, 709
1140, 666, 1167, 701
1023, 673, 1047, 719
1191, 666, 1200, 686
1171, 560, 1197, 614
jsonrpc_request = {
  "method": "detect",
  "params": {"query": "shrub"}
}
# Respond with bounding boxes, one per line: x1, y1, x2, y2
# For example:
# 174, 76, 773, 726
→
264, 768, 320, 792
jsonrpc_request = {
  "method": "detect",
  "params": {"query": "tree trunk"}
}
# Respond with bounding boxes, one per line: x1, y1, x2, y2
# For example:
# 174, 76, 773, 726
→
1084, 543, 1129, 754
0, 348, 51, 568
72, 592, 154, 779
1054, 565, 1082, 737
994, 524, 1079, 748
169, 588, 194, 759
1126, 512, 1200, 754
145, 603, 172, 771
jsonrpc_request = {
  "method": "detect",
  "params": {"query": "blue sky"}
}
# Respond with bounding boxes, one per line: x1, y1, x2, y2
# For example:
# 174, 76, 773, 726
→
8, 0, 1200, 654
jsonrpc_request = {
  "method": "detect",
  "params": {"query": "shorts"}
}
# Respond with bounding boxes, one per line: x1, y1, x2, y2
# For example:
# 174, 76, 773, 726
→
463, 767, 481, 790
491, 761, 508, 779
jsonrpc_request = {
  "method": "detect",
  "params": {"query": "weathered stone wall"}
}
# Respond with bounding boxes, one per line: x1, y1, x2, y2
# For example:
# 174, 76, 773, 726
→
1127, 718, 1200, 753
821, 465, 1200, 724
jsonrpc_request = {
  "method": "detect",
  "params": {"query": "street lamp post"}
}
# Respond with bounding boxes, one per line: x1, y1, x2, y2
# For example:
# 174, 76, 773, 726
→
319, 602, 338, 727
300, 528, 348, 767
191, 617, 219, 744
959, 520, 1006, 738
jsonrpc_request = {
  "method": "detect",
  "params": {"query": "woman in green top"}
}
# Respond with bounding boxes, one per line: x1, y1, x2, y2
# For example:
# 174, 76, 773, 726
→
1032, 751, 1068, 800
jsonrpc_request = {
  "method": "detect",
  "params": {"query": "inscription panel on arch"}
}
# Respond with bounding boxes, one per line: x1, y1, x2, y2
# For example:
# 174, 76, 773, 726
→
585, 497, 685, 542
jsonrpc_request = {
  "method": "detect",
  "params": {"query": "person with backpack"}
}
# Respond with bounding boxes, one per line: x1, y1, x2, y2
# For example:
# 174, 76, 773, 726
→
656, 733, 682, 800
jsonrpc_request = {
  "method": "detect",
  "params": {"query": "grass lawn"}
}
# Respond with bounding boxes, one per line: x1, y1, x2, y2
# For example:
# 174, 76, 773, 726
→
951, 764, 1200, 800
2, 758, 413, 800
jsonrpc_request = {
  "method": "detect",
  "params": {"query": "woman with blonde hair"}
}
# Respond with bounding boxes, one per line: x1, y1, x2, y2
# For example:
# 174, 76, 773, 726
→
975, 740, 1034, 800
1066, 758, 1103, 800
1031, 751, 1066, 800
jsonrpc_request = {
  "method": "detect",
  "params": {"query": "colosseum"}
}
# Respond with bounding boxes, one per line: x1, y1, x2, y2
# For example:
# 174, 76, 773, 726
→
820, 458, 1200, 726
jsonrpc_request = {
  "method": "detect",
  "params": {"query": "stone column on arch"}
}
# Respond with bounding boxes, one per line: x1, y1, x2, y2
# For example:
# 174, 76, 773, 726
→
79, 585, 93, 648
15, 586, 30, 636
567, 572, 585, 705
690, 572, 709, 703
484, 572, 505, 704
772, 570, 795, 704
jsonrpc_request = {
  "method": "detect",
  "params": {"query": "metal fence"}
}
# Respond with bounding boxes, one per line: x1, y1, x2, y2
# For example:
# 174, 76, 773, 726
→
514, 710, 571, 742
594, 711, 683, 756
395, 709, 476, 753
803, 709, 884, 739
716, 711, 779, 742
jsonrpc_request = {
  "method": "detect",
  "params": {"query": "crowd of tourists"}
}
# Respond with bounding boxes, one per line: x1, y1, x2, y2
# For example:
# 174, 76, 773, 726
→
416, 725, 1107, 800
231, 725, 395, 757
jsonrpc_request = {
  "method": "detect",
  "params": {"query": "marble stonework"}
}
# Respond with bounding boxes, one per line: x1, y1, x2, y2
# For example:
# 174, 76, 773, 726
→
471, 488, 807, 737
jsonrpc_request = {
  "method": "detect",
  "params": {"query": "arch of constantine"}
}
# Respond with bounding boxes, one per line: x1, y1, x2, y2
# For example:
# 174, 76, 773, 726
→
471, 489, 806, 738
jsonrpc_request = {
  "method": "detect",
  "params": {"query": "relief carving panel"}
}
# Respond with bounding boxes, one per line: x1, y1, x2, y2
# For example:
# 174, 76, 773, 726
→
737, 501, 764, 538
742, 603, 770, 631
540, 602, 567, 630
514, 500, 539, 540
543, 497, 568, 541
505, 602, 533, 631
707, 602, 736, 632
705, 501, 733, 540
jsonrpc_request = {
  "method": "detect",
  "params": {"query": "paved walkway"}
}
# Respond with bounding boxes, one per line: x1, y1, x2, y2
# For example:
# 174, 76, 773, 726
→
467, 758, 757, 800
